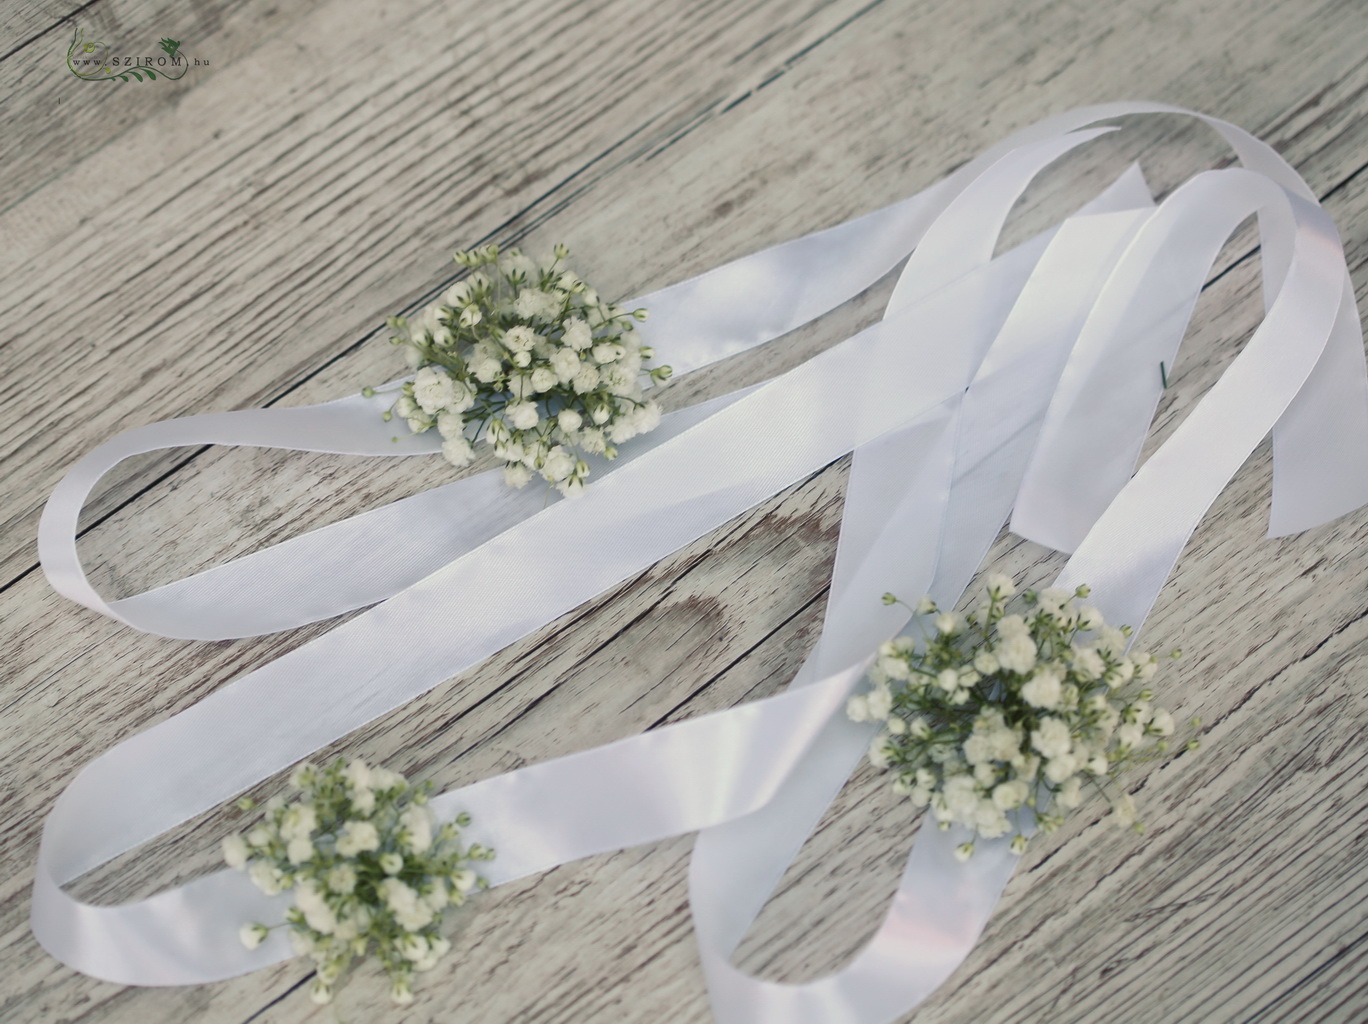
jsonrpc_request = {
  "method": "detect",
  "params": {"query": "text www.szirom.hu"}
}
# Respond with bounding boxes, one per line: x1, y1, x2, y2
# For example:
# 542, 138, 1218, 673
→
71, 55, 209, 67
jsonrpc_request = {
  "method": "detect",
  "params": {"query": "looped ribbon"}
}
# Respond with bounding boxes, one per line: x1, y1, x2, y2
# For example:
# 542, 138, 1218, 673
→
33, 103, 1368, 1024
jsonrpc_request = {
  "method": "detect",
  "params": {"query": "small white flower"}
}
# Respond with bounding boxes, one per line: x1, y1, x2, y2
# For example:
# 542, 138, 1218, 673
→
400, 804, 434, 854
1044, 754, 1077, 783
846, 694, 870, 722
996, 614, 1028, 638
336, 820, 381, 857
442, 436, 475, 468
996, 632, 1038, 674
540, 445, 576, 483
437, 410, 467, 439
352, 787, 376, 815
985, 572, 1016, 598
871, 655, 906, 682
868, 733, 892, 769
239, 922, 270, 949
1057, 776, 1083, 809
1038, 587, 1072, 611
1031, 717, 1072, 759
412, 366, 456, 414
562, 317, 593, 350
633, 401, 662, 433
222, 835, 249, 871
287, 836, 315, 865
935, 612, 964, 636
1072, 646, 1105, 681
551, 346, 581, 382
1021, 665, 1064, 709
471, 355, 503, 383
513, 288, 560, 321
506, 401, 540, 430
991, 780, 1026, 812
571, 365, 601, 394
1111, 792, 1137, 828
866, 686, 893, 721
530, 366, 559, 393
591, 342, 623, 364
503, 325, 537, 353
1116, 722, 1145, 749
327, 864, 357, 894
504, 463, 533, 488
248, 860, 283, 896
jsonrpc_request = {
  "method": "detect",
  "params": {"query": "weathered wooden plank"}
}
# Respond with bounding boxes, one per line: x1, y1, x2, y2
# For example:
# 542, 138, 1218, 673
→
4, 0, 1368, 1022
0, 0, 882, 588
6, 0, 1368, 592
0, 0, 335, 210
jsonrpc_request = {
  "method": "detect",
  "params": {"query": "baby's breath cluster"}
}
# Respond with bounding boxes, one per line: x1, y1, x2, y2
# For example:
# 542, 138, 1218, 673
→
370, 243, 671, 496
848, 575, 1194, 860
224, 758, 494, 1007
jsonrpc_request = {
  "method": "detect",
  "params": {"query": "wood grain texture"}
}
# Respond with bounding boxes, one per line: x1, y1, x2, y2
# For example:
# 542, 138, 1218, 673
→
3, 0, 1368, 1021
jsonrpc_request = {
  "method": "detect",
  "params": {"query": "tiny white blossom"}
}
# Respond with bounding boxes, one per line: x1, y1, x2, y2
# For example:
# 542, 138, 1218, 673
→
866, 686, 893, 721
222, 834, 249, 870
1112, 792, 1137, 828
287, 836, 315, 865
412, 366, 456, 414
336, 820, 381, 857
1021, 665, 1064, 709
551, 347, 581, 382
442, 436, 475, 468
997, 632, 1038, 674
506, 401, 540, 430
985, 573, 1016, 598
530, 366, 559, 393
935, 612, 964, 636
1031, 717, 1072, 759
1072, 646, 1105, 681
540, 445, 576, 483
562, 317, 593, 350
503, 325, 537, 353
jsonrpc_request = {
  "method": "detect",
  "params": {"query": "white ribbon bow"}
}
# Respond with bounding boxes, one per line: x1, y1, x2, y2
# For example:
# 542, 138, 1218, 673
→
32, 103, 1368, 1024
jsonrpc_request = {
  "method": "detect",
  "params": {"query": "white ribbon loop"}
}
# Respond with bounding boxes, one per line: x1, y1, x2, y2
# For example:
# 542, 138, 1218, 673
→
690, 168, 1354, 1024
28, 105, 1368, 1024
34, 132, 1108, 642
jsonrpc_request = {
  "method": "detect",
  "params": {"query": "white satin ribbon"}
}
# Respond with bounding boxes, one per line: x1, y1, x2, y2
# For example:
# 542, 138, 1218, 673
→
31, 104, 1368, 1024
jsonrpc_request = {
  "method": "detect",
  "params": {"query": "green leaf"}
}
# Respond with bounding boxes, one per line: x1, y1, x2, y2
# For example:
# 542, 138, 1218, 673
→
145, 68, 157, 80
